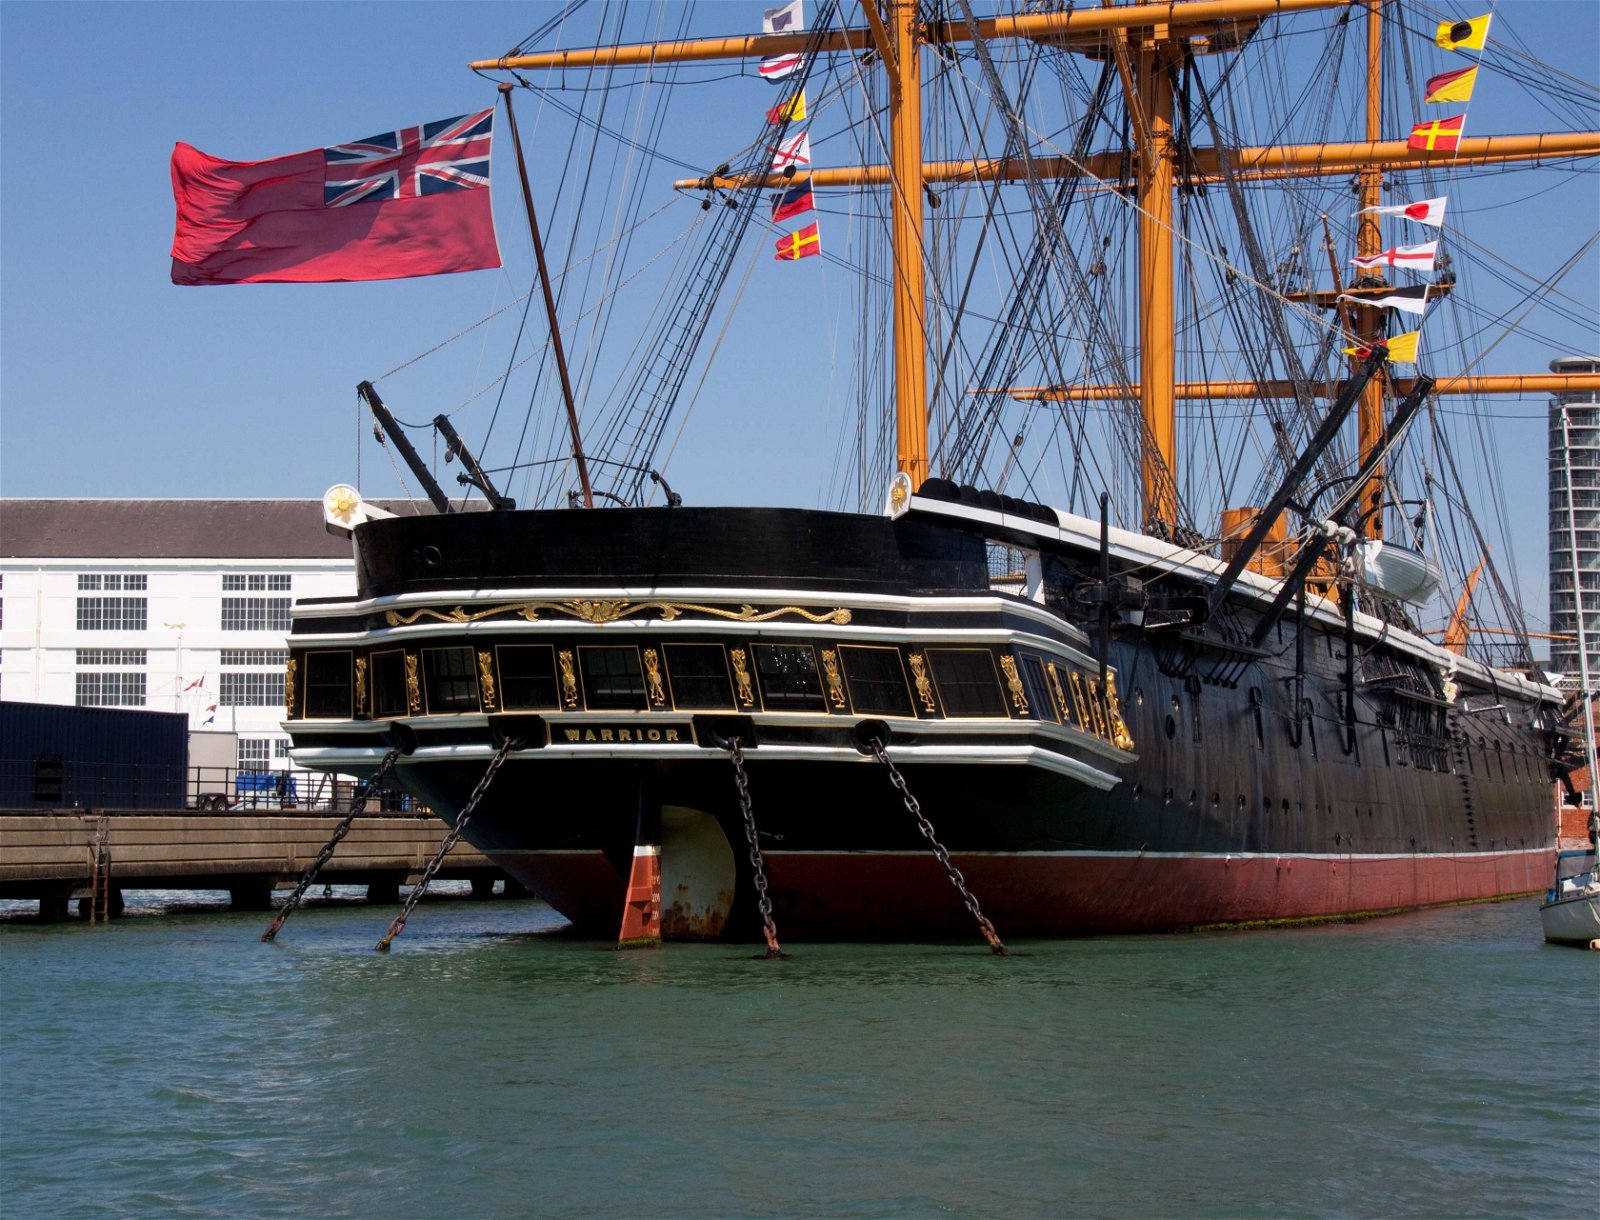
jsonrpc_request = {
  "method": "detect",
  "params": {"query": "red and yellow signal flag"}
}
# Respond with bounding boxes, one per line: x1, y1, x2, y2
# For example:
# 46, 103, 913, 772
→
774, 221, 821, 261
1408, 114, 1466, 152
1424, 66, 1478, 104
766, 92, 808, 125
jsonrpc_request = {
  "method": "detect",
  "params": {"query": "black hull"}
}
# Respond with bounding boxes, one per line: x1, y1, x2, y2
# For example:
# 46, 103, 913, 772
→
286, 498, 1562, 939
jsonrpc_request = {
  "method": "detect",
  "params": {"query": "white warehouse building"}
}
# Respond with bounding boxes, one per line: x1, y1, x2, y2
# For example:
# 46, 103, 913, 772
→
0, 500, 378, 778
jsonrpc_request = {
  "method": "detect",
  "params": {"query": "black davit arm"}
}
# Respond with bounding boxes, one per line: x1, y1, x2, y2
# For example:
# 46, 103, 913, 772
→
433, 415, 516, 510
1248, 373, 1437, 647
358, 381, 451, 515
1206, 347, 1388, 618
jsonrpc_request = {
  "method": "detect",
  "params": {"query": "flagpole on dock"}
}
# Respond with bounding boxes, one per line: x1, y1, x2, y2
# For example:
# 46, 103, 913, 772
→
498, 83, 594, 510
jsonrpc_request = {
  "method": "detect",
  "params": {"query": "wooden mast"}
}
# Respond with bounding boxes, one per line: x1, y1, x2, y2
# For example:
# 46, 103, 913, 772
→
882, 0, 929, 486
1354, 0, 1388, 539
1135, 34, 1179, 528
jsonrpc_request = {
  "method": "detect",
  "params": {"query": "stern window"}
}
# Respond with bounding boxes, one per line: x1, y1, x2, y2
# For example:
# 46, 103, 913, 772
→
497, 645, 560, 711
422, 646, 480, 714
839, 645, 914, 717
303, 651, 353, 719
370, 649, 408, 719
663, 644, 734, 710
927, 648, 1007, 718
753, 644, 826, 711
579, 647, 647, 710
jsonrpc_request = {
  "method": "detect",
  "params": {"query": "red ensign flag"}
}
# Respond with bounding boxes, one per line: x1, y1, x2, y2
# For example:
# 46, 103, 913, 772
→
170, 110, 500, 285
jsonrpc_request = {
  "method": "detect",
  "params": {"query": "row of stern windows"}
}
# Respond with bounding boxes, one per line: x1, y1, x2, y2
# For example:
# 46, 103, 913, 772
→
289, 639, 1132, 743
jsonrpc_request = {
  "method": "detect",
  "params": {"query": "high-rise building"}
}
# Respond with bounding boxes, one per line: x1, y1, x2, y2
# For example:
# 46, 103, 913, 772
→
1548, 355, 1600, 688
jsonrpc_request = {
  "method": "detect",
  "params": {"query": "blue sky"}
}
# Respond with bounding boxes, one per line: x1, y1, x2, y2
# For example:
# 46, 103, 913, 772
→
1, 1, 1596, 632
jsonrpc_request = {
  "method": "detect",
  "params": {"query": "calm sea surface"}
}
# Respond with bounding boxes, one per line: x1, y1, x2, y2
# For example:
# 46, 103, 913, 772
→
1, 890, 1595, 1219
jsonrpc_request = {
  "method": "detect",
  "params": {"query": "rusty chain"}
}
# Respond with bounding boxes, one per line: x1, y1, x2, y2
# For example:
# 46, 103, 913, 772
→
868, 738, 1009, 955
262, 744, 406, 943
728, 738, 785, 959
375, 737, 517, 952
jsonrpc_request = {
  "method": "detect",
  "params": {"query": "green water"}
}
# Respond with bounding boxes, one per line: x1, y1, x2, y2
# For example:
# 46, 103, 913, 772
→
2, 893, 1595, 1218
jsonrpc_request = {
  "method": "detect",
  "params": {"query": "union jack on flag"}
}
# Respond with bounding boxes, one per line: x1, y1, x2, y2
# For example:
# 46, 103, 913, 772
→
323, 110, 493, 208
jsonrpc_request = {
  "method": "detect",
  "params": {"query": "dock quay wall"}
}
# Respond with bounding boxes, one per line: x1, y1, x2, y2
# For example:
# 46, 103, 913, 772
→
0, 808, 507, 917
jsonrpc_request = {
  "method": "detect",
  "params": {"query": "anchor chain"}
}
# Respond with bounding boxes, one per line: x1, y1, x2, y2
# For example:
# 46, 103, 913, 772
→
262, 744, 405, 942
375, 737, 517, 953
728, 738, 785, 959
868, 738, 1008, 955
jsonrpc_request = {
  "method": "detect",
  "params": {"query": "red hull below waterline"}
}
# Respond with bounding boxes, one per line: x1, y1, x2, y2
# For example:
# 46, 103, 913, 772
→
494, 845, 1552, 940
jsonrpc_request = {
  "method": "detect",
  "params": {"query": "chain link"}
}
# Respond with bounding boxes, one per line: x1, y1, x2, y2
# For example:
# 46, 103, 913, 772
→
262, 745, 406, 943
728, 738, 785, 959
375, 737, 517, 952
869, 738, 1008, 955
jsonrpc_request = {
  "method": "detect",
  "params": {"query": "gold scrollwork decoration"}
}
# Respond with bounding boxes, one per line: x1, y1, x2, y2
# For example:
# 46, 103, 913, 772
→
477, 650, 497, 711
354, 656, 368, 717
999, 655, 1029, 716
1067, 669, 1090, 733
386, 599, 853, 628
284, 657, 298, 717
643, 648, 667, 707
404, 654, 421, 714
1104, 671, 1136, 751
558, 650, 579, 708
1045, 662, 1071, 724
1086, 678, 1110, 739
730, 649, 755, 707
908, 653, 937, 714
820, 649, 847, 709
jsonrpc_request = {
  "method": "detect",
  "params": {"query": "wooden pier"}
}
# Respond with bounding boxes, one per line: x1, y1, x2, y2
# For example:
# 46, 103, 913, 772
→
0, 808, 514, 920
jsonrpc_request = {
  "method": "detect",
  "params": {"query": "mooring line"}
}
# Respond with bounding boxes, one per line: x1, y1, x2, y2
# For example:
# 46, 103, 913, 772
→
867, 737, 1009, 956
261, 745, 405, 943
727, 737, 786, 959
375, 737, 518, 953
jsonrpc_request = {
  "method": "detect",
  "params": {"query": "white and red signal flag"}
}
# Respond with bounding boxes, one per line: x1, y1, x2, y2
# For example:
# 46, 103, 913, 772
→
1356, 196, 1448, 228
770, 130, 812, 174
1350, 240, 1438, 272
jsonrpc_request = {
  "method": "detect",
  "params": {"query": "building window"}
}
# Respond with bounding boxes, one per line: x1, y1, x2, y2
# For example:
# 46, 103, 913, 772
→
839, 646, 914, 716
927, 648, 1007, 717
219, 672, 284, 707
76, 649, 148, 666
221, 597, 291, 631
238, 738, 272, 770
274, 740, 292, 759
76, 597, 148, 631
753, 644, 825, 711
303, 651, 354, 719
220, 648, 289, 666
223, 574, 292, 591
497, 645, 559, 711
578, 646, 647, 711
370, 649, 409, 718
78, 574, 148, 591
75, 672, 147, 707
422, 646, 480, 714
662, 644, 734, 709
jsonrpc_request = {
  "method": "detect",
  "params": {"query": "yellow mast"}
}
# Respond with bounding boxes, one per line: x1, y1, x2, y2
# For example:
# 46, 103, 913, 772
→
1354, 0, 1388, 539
881, 0, 929, 486
1135, 34, 1179, 528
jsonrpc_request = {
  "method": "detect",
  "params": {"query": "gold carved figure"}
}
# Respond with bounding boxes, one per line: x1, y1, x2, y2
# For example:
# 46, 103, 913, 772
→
999, 656, 1029, 715
730, 649, 755, 707
354, 656, 368, 717
908, 653, 936, 714
404, 654, 421, 714
558, 650, 579, 708
477, 650, 497, 711
820, 649, 847, 709
643, 648, 667, 707
284, 657, 298, 717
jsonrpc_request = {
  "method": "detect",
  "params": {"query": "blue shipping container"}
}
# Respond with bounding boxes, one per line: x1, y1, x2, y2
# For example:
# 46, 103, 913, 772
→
0, 701, 189, 810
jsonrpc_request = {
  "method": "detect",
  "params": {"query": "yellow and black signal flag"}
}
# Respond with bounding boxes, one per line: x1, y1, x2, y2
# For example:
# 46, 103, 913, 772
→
1408, 114, 1465, 152
1435, 13, 1491, 51
1342, 330, 1421, 364
774, 221, 821, 261
1424, 65, 1478, 104
766, 91, 807, 126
